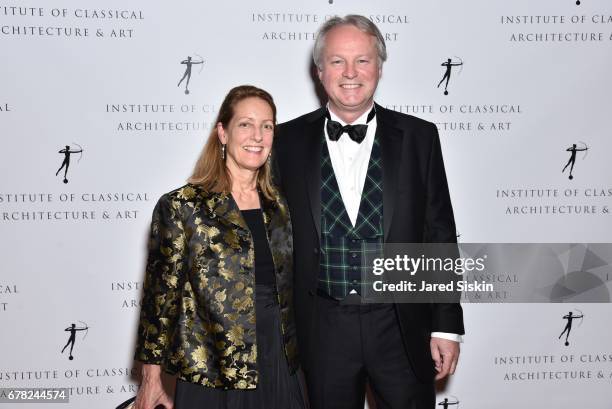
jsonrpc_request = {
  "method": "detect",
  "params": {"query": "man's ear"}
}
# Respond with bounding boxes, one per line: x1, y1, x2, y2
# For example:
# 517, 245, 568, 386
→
317, 66, 324, 82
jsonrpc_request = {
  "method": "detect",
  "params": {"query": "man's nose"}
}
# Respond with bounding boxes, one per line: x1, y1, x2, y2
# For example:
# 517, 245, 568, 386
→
343, 62, 357, 79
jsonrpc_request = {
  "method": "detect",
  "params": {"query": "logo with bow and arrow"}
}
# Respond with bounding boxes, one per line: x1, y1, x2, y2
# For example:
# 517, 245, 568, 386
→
437, 56, 464, 95
61, 320, 89, 360
55, 142, 83, 184
177, 53, 205, 95
559, 309, 583, 346
562, 141, 588, 180
437, 396, 460, 409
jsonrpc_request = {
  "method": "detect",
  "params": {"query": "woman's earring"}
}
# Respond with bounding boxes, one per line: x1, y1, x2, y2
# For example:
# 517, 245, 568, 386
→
221, 144, 226, 159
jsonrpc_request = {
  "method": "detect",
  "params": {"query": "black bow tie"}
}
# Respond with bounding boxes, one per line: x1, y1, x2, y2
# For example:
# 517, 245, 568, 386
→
325, 107, 376, 144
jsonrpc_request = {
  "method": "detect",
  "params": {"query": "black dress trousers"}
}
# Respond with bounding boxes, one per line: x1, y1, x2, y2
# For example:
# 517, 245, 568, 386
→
305, 293, 435, 409
174, 285, 305, 409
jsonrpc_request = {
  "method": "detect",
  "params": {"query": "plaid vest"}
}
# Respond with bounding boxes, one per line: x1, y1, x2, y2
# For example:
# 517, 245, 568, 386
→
319, 135, 384, 299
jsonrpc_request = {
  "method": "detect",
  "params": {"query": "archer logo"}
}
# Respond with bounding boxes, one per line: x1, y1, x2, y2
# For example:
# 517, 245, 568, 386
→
562, 142, 588, 180
576, 0, 581, 5
438, 396, 460, 409
177, 54, 204, 95
558, 310, 583, 346
437, 57, 463, 95
55, 143, 83, 184
61, 321, 89, 360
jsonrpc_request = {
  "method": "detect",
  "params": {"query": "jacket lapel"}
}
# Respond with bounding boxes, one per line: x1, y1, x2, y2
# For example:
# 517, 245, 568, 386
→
303, 109, 325, 240
203, 190, 249, 233
260, 193, 278, 235
261, 191, 294, 284
377, 105, 403, 241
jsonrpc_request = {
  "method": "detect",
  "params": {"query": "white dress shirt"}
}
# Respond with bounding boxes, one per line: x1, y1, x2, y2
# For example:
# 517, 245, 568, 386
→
324, 104, 377, 227
324, 103, 463, 344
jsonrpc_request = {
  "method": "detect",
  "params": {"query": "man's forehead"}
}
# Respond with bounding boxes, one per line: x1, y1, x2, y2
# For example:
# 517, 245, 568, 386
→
323, 30, 377, 54
327, 27, 374, 40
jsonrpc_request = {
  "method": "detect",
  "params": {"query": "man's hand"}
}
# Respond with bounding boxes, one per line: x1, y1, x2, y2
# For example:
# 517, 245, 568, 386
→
430, 337, 460, 380
134, 364, 174, 409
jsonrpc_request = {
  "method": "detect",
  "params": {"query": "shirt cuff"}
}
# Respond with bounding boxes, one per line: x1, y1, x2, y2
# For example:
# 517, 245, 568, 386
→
431, 332, 464, 343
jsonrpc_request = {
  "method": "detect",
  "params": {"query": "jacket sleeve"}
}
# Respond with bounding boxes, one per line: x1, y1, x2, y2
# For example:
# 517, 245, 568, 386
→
423, 123, 465, 335
423, 122, 457, 244
134, 194, 187, 364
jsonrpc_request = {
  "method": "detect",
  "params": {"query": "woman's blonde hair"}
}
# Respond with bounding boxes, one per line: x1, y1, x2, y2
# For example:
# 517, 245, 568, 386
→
188, 85, 278, 200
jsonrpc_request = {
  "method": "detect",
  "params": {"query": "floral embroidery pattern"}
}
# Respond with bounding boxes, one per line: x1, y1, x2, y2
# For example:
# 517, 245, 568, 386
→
135, 184, 297, 389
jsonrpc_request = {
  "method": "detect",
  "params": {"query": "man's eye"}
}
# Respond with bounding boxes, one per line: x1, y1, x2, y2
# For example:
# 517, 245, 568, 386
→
239, 122, 250, 127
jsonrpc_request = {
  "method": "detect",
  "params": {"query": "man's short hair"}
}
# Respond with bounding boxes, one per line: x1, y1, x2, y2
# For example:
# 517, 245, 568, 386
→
313, 14, 388, 69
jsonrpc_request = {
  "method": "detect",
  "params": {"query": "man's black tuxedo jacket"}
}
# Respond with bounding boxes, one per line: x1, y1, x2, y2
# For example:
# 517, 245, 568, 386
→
274, 104, 465, 381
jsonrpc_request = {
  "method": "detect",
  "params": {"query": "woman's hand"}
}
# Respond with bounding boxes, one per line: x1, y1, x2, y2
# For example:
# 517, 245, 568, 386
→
134, 364, 174, 409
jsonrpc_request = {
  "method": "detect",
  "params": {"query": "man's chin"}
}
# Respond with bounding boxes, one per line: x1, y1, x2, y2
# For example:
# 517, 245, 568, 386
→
331, 100, 372, 114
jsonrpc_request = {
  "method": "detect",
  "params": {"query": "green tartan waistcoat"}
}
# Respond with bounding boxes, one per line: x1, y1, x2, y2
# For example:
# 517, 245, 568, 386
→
319, 136, 384, 299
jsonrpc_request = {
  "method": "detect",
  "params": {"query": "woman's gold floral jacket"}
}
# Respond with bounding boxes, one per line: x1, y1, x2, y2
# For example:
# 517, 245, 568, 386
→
134, 184, 298, 389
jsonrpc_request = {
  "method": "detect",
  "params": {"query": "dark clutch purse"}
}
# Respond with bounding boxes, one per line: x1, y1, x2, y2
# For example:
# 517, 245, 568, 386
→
116, 396, 136, 409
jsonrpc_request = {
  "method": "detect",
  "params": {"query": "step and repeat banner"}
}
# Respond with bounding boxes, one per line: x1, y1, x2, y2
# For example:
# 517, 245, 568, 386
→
1, 0, 611, 408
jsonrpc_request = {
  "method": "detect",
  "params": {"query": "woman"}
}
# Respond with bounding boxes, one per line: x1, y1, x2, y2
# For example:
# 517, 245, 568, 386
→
133, 85, 304, 409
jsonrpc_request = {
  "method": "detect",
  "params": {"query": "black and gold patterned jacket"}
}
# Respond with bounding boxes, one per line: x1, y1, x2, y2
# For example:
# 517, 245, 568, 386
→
134, 184, 298, 389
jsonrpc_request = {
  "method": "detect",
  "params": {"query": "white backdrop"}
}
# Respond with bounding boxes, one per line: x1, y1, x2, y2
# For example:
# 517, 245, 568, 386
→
1, 1, 611, 408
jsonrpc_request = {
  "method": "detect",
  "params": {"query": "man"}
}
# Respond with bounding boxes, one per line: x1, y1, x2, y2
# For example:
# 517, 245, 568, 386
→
274, 15, 464, 409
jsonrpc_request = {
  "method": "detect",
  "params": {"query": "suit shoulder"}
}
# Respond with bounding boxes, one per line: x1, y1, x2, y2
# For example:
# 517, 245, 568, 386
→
275, 108, 324, 152
278, 108, 324, 132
